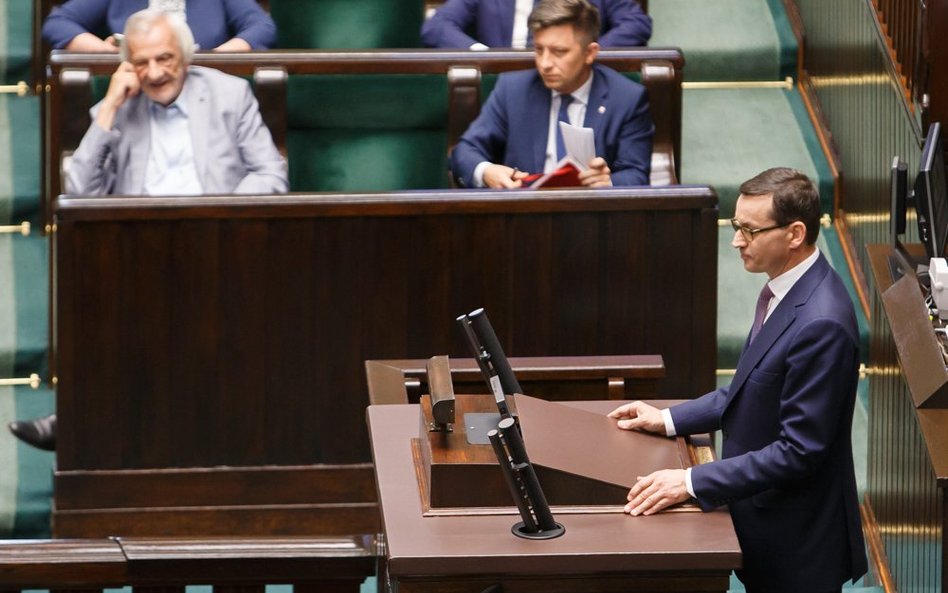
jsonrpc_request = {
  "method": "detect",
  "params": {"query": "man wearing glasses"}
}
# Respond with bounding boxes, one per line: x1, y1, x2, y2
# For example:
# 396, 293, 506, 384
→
607, 168, 867, 593
66, 8, 287, 196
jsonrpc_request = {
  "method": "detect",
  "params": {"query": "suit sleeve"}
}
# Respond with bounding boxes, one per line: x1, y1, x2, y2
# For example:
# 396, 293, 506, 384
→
688, 317, 858, 510
598, 0, 652, 47
669, 386, 728, 435
66, 110, 120, 196
608, 84, 654, 186
421, 0, 481, 48
232, 82, 289, 194
223, 0, 278, 49
41, 0, 111, 49
449, 76, 511, 187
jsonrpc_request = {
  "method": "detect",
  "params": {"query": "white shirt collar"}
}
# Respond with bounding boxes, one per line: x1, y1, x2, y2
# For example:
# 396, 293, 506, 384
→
552, 70, 593, 106
766, 247, 820, 302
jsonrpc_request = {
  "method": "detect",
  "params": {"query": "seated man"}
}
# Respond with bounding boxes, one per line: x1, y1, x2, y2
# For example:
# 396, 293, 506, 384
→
450, 0, 653, 189
422, 0, 651, 49
43, 0, 277, 52
67, 8, 288, 196
9, 9, 287, 451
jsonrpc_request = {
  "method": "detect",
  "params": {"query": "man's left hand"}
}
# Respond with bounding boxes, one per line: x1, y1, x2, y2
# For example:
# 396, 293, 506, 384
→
578, 156, 613, 187
625, 469, 689, 516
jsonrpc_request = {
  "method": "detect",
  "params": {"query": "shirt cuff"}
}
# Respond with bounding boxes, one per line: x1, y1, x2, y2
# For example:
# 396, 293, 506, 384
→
685, 467, 696, 498
473, 161, 490, 188
661, 408, 676, 437
470, 42, 489, 51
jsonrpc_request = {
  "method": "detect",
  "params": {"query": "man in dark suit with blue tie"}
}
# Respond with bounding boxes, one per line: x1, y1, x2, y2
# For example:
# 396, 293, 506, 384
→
421, 0, 651, 49
449, 0, 654, 189
608, 168, 868, 593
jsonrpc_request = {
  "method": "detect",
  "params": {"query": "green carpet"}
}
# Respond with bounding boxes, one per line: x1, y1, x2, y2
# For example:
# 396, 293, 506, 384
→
681, 86, 833, 218
649, 0, 796, 81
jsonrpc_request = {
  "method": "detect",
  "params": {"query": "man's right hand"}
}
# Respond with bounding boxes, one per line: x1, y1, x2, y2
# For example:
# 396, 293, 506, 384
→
607, 401, 666, 435
96, 62, 141, 131
483, 164, 529, 189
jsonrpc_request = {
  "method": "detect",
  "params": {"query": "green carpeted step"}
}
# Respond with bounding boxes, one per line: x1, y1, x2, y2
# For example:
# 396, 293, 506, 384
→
650, 0, 796, 82
681, 86, 832, 218
0, 0, 33, 85
0, 94, 41, 225
716, 224, 869, 370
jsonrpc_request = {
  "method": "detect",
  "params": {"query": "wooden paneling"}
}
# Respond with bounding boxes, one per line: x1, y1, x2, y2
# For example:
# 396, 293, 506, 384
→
52, 186, 717, 536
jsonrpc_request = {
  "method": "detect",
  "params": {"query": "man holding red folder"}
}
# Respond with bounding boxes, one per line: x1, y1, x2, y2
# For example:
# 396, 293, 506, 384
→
449, 0, 654, 189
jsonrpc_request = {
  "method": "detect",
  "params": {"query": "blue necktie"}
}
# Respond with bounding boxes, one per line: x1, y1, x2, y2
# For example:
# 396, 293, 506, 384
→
556, 94, 573, 161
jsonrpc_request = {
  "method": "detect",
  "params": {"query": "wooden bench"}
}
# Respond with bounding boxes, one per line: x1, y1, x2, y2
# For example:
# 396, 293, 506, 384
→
45, 49, 684, 221
51, 185, 716, 537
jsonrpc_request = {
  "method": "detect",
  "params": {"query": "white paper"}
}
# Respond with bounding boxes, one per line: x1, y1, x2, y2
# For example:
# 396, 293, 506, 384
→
559, 122, 595, 171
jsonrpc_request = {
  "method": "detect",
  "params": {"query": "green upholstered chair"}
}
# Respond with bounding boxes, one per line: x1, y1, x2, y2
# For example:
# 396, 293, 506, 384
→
270, 0, 424, 49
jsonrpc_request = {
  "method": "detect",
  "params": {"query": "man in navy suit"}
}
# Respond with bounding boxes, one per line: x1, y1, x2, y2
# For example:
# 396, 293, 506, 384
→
450, 0, 653, 188
422, 0, 650, 49
609, 168, 868, 593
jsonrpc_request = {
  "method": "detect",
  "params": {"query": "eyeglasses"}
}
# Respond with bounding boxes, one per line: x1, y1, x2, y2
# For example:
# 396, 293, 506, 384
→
730, 218, 790, 243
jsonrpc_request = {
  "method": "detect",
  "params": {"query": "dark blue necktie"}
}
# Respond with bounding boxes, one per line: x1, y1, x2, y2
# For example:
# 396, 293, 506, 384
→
556, 94, 574, 161
750, 284, 774, 343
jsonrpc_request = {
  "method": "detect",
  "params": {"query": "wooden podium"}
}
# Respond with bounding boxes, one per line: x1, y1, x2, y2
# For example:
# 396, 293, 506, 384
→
367, 399, 741, 593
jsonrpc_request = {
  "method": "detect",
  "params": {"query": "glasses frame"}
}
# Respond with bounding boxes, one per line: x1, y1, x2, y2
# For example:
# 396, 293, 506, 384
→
729, 218, 791, 243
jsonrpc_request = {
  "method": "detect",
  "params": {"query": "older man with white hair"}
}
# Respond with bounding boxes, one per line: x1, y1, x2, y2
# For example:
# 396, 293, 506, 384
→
66, 8, 288, 196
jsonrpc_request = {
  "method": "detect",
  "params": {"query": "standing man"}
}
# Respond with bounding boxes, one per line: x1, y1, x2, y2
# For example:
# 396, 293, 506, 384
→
450, 0, 653, 188
421, 0, 651, 50
66, 8, 287, 196
609, 168, 868, 593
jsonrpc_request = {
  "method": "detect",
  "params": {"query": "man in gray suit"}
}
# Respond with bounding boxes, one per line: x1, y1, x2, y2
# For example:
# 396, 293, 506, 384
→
67, 8, 288, 196
8, 9, 287, 452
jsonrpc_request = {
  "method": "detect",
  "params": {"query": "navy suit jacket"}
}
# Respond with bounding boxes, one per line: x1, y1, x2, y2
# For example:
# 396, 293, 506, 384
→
450, 63, 653, 187
669, 253, 868, 593
421, 0, 651, 48
43, 0, 277, 50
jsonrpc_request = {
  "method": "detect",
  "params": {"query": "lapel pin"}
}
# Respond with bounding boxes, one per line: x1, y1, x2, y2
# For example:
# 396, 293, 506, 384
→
598, 105, 606, 114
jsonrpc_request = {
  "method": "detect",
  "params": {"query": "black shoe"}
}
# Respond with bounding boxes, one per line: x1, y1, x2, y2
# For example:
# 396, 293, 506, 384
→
8, 413, 56, 451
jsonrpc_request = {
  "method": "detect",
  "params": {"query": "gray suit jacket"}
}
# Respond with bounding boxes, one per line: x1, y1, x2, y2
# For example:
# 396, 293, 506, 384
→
67, 65, 288, 196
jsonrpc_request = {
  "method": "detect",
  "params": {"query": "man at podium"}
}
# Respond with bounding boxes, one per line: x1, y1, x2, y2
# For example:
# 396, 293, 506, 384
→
608, 168, 867, 593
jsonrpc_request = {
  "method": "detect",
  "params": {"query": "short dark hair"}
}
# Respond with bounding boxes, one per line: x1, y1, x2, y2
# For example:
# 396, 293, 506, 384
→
528, 0, 601, 46
739, 167, 821, 245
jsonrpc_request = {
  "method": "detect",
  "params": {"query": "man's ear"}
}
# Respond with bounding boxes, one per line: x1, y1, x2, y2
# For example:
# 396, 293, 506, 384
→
585, 41, 600, 64
787, 220, 808, 249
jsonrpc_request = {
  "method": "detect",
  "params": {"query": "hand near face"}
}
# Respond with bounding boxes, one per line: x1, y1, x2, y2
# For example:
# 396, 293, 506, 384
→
624, 469, 690, 516
96, 62, 141, 131
578, 156, 613, 187
484, 164, 529, 189
607, 400, 665, 434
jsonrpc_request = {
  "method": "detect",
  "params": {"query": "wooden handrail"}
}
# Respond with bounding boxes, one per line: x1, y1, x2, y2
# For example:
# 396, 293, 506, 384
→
0, 536, 379, 591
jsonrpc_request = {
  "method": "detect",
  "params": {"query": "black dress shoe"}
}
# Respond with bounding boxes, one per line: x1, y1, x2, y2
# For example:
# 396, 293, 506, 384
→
8, 413, 56, 451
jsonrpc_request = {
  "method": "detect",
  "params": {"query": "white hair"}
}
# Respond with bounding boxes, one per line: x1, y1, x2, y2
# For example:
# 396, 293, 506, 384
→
120, 9, 196, 63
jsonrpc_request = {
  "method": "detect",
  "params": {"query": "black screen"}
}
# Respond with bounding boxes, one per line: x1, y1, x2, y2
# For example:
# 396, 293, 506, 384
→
914, 122, 948, 259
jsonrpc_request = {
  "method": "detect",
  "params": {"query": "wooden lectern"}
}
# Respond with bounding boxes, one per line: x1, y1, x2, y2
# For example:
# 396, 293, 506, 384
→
367, 396, 741, 592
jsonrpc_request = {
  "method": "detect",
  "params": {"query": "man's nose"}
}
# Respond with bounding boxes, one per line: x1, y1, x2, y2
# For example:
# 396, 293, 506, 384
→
145, 60, 162, 80
731, 229, 746, 248
537, 51, 552, 69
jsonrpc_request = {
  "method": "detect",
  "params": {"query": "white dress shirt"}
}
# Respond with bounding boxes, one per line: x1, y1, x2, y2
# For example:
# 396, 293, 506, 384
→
663, 247, 821, 496
511, 0, 534, 48
143, 82, 203, 196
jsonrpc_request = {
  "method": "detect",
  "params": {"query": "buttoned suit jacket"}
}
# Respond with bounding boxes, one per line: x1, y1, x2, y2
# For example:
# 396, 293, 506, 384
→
449, 63, 653, 187
421, 0, 652, 48
669, 253, 868, 593
67, 66, 288, 196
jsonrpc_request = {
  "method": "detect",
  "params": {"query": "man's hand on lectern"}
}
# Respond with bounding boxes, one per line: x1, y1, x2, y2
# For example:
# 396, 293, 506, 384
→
625, 469, 689, 516
608, 401, 665, 435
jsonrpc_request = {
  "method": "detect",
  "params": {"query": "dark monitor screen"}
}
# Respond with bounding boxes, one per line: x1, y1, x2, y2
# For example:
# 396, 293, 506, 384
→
914, 122, 948, 259
889, 156, 915, 279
